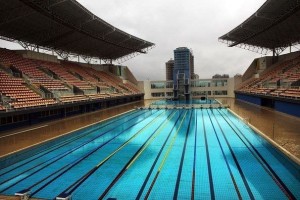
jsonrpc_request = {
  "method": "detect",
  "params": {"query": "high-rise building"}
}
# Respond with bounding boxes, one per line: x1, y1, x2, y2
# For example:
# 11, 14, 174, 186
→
165, 59, 174, 80
173, 47, 192, 100
189, 51, 200, 79
190, 52, 195, 79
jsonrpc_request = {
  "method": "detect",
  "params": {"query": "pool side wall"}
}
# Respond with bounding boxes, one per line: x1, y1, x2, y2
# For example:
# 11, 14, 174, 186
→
235, 93, 300, 117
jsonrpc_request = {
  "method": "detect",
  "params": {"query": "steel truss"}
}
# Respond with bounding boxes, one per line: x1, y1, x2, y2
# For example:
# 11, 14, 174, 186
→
219, 0, 300, 56
218, 39, 271, 55
0, 36, 155, 65
116, 45, 155, 64
0, 0, 154, 62
18, 0, 152, 55
219, 38, 299, 56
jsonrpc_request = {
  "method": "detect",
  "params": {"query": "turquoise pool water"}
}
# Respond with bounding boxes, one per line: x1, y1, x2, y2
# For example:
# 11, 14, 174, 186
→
0, 108, 299, 199
151, 99, 218, 105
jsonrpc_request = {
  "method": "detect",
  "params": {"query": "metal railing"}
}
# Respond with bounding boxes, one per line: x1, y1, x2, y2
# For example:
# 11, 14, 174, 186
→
138, 103, 229, 110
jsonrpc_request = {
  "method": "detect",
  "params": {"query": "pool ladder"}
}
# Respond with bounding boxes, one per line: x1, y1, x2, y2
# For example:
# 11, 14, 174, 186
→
15, 189, 30, 200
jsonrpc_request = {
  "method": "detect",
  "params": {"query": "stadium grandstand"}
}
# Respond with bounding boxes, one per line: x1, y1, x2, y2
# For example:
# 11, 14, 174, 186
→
0, 0, 300, 200
0, 0, 154, 131
219, 0, 300, 117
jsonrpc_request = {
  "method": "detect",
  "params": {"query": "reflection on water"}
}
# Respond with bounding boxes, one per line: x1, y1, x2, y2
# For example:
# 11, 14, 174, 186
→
0, 99, 299, 160
218, 98, 300, 159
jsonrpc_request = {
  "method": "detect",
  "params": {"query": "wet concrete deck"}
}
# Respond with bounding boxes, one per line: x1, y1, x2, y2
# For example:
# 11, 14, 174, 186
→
0, 101, 151, 157
218, 98, 300, 159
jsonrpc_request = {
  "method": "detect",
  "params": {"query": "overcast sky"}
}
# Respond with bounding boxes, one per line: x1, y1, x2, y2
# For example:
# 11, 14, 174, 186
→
0, 0, 267, 81
78, 0, 267, 81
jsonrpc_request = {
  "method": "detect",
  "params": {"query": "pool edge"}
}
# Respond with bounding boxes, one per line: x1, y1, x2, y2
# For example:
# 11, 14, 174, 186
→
228, 108, 300, 166
0, 109, 135, 160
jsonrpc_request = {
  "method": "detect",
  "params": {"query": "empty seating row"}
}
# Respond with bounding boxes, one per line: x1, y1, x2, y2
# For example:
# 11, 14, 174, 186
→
11, 99, 56, 109
0, 104, 5, 111
0, 69, 57, 109
94, 71, 128, 93
88, 93, 111, 100
279, 89, 300, 98
0, 48, 69, 92
62, 62, 99, 84
238, 56, 300, 99
59, 95, 89, 103
1, 48, 142, 111
124, 82, 141, 94
39, 61, 95, 90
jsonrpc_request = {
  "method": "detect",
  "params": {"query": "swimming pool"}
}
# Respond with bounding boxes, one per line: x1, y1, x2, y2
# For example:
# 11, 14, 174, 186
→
151, 99, 218, 105
0, 108, 299, 199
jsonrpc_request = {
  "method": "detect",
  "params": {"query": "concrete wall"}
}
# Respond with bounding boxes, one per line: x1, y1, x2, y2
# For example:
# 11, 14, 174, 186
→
234, 75, 243, 90
79, 63, 110, 72
123, 67, 138, 85
16, 50, 59, 63
228, 77, 235, 97
138, 80, 153, 99
242, 59, 258, 82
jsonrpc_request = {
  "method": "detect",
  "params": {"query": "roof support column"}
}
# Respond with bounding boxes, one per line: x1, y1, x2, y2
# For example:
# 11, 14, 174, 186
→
272, 48, 278, 64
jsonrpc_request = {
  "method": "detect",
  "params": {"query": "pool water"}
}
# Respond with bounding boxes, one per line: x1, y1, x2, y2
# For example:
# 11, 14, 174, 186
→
0, 108, 299, 199
151, 99, 218, 105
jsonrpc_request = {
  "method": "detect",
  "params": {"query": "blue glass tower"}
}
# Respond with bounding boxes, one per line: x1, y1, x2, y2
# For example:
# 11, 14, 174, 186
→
173, 47, 192, 100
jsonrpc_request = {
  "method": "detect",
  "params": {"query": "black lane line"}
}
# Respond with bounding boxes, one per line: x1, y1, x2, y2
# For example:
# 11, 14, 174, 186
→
0, 110, 149, 186
0, 109, 140, 171
135, 110, 184, 200
144, 111, 188, 200
207, 109, 243, 200
173, 110, 193, 199
54, 110, 167, 199
26, 110, 162, 197
0, 110, 159, 193
30, 110, 174, 199
201, 109, 215, 200
0, 109, 141, 176
219, 109, 296, 200
1, 110, 156, 194
97, 110, 178, 200
191, 109, 197, 200
220, 109, 296, 199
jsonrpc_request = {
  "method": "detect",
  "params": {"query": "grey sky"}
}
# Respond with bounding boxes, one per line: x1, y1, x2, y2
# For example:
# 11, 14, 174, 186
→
81, 0, 268, 80
0, 0, 267, 81
78, 0, 267, 81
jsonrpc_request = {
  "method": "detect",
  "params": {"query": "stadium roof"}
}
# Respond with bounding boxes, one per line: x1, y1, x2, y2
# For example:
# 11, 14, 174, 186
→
0, 0, 154, 60
219, 0, 300, 54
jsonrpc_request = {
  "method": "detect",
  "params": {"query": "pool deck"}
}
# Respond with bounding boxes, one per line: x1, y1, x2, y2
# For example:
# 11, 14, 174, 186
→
0, 98, 299, 160
218, 98, 300, 159
0, 101, 152, 158
0, 195, 40, 200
